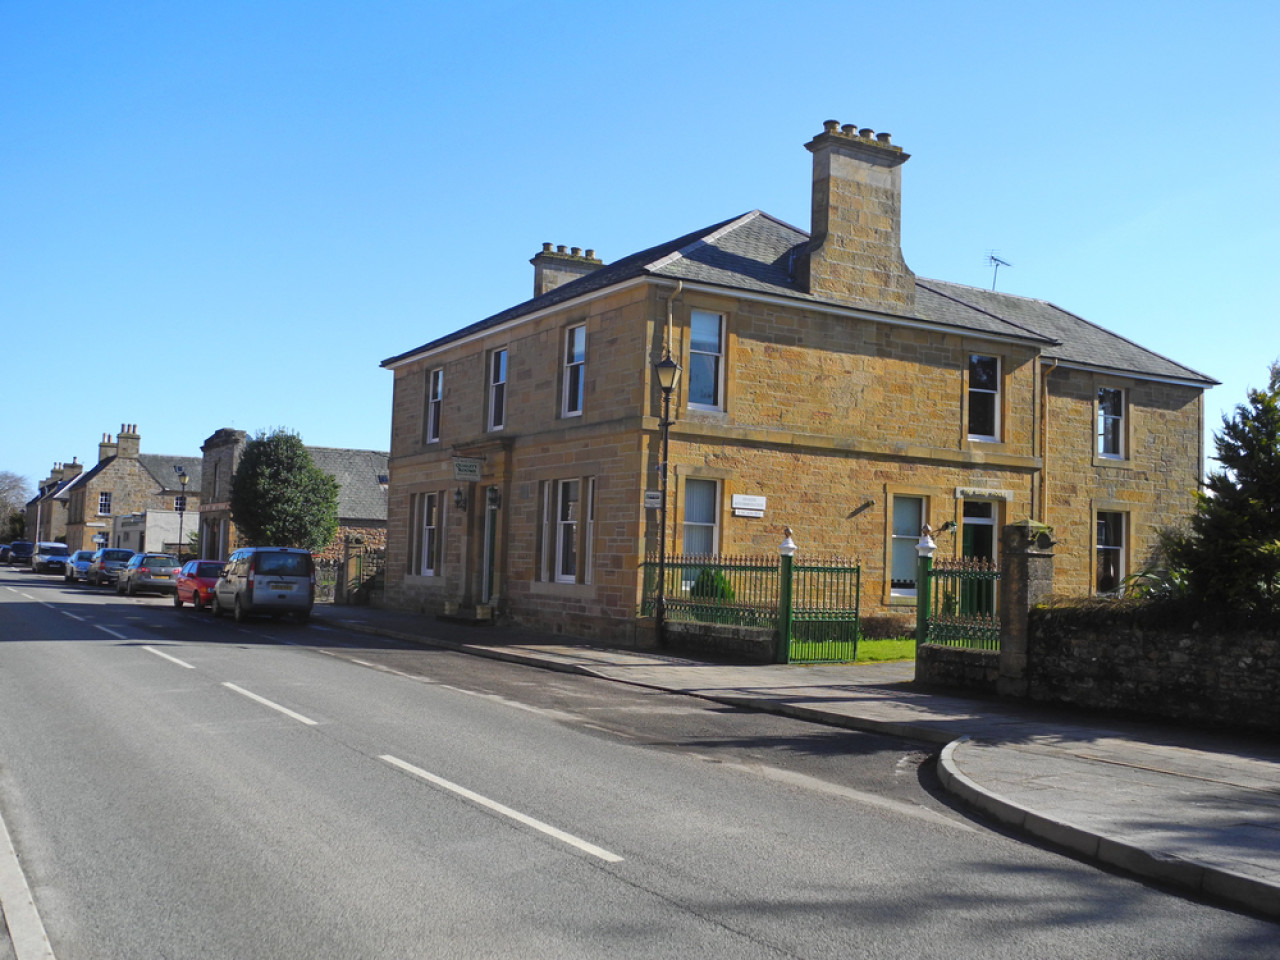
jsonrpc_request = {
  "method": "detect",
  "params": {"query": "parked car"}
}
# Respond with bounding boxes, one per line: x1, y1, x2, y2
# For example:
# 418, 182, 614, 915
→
173, 559, 226, 610
117, 553, 180, 596
211, 547, 315, 623
0, 544, 10, 563
32, 542, 71, 574
7, 541, 34, 566
87, 548, 135, 586
64, 550, 97, 582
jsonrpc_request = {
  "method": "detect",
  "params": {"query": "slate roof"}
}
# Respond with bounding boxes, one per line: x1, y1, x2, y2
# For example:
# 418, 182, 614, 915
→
384, 210, 1216, 386
308, 447, 389, 522
138, 455, 204, 494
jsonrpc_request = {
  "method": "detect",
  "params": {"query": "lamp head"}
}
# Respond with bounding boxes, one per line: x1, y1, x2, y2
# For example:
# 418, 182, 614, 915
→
654, 355, 681, 394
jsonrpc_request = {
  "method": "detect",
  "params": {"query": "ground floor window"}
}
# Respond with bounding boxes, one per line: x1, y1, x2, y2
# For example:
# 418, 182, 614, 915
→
890, 496, 925, 596
540, 477, 594, 583
409, 492, 442, 576
1096, 511, 1126, 594
682, 479, 718, 555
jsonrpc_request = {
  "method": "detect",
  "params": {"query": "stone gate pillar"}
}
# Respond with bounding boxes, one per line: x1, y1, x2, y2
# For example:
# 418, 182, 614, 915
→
999, 520, 1055, 697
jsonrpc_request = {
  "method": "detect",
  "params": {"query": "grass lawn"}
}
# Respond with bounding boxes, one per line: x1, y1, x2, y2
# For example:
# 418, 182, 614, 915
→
855, 637, 916, 663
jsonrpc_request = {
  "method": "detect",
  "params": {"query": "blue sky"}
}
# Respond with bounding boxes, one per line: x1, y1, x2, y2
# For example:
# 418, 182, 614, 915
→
3, 1, 1277, 494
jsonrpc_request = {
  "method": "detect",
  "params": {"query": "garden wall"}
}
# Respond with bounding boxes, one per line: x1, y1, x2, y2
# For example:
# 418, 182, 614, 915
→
1027, 606, 1280, 734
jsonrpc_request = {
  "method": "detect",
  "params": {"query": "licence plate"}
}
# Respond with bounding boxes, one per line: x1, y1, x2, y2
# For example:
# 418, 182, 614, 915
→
269, 582, 294, 591
155, 575, 170, 579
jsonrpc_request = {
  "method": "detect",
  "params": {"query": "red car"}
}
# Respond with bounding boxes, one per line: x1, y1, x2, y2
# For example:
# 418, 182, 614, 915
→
173, 560, 226, 610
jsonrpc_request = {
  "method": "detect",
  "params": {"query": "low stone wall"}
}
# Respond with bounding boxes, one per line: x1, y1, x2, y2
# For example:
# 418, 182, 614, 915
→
916, 644, 1000, 694
1027, 606, 1280, 734
663, 620, 776, 663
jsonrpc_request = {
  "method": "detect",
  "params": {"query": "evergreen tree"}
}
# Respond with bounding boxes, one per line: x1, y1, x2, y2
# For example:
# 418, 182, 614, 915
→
230, 430, 339, 552
1171, 361, 1280, 618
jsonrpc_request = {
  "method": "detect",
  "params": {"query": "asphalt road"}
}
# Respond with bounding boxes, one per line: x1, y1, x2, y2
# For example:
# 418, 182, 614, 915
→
1, 566, 1275, 959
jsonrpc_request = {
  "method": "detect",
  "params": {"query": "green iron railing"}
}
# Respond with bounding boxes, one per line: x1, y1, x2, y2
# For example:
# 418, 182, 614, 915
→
641, 554, 780, 627
926, 557, 1000, 650
789, 558, 862, 663
641, 553, 862, 662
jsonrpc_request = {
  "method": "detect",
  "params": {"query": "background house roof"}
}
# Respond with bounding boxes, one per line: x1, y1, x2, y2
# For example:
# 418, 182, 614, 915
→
308, 447, 389, 522
385, 210, 1216, 387
138, 455, 204, 494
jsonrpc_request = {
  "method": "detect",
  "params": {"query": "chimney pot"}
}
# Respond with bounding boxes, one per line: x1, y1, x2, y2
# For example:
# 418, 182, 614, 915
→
841, 124, 856, 137
570, 247, 581, 257
542, 242, 553, 252
585, 249, 595, 259
557, 244, 567, 254
876, 132, 892, 144
823, 119, 840, 134
859, 128, 873, 139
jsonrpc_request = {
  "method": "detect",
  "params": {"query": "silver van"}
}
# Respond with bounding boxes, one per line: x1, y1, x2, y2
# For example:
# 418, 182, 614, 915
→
211, 547, 315, 623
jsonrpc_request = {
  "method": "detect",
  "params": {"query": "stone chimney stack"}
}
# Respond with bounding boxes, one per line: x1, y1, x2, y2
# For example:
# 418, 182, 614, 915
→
116, 423, 141, 460
63, 458, 83, 481
798, 120, 915, 314
530, 243, 604, 297
98, 433, 118, 463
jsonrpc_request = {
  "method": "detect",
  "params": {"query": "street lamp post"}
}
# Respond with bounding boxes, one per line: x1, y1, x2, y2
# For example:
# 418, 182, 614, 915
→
653, 353, 681, 643
174, 466, 189, 560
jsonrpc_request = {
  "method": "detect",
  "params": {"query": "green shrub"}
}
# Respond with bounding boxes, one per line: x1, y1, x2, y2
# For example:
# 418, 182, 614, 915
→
690, 568, 735, 602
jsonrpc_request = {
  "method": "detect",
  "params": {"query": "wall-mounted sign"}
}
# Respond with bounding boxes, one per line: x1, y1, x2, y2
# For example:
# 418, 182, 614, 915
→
732, 494, 766, 511
452, 457, 483, 482
643, 490, 662, 510
955, 487, 1013, 502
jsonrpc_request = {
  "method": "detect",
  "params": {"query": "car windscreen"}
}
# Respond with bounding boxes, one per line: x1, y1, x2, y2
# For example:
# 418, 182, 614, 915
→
196, 563, 226, 578
45, 546, 70, 556
254, 553, 312, 577
145, 557, 178, 568
103, 550, 133, 561
74, 552, 95, 561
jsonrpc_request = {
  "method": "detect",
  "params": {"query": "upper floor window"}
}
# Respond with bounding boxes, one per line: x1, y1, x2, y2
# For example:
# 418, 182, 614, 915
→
682, 478, 719, 555
689, 310, 724, 410
968, 354, 1001, 441
487, 349, 507, 432
563, 325, 586, 417
98, 491, 112, 515
1097, 388, 1125, 459
1096, 511, 1126, 594
425, 368, 443, 444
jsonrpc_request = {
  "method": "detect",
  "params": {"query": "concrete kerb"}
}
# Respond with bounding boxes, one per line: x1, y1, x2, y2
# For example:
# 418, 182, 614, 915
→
938, 738, 1280, 922
329, 614, 1280, 921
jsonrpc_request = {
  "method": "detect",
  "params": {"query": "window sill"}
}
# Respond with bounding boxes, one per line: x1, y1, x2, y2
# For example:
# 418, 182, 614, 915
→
530, 580, 594, 596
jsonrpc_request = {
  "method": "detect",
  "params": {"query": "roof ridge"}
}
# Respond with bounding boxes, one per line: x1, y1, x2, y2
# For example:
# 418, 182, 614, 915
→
915, 279, 1060, 345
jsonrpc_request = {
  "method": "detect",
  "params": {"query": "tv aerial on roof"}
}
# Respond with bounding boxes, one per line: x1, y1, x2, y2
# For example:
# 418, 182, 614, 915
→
985, 252, 1011, 291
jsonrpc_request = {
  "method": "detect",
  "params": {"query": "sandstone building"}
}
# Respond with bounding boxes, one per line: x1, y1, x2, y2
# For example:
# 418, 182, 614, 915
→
380, 121, 1215, 642
62, 425, 203, 551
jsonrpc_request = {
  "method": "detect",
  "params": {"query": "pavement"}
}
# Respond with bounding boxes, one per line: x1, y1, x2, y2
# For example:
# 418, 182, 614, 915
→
312, 603, 1280, 922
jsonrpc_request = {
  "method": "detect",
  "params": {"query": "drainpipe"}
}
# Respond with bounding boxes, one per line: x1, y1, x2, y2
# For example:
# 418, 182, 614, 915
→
1040, 359, 1059, 524
665, 280, 683, 358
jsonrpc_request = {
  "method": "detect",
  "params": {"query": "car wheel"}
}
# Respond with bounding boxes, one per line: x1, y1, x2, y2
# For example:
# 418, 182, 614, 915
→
173, 592, 183, 608
233, 596, 248, 623
192, 592, 204, 612
115, 580, 125, 595
210, 594, 223, 618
